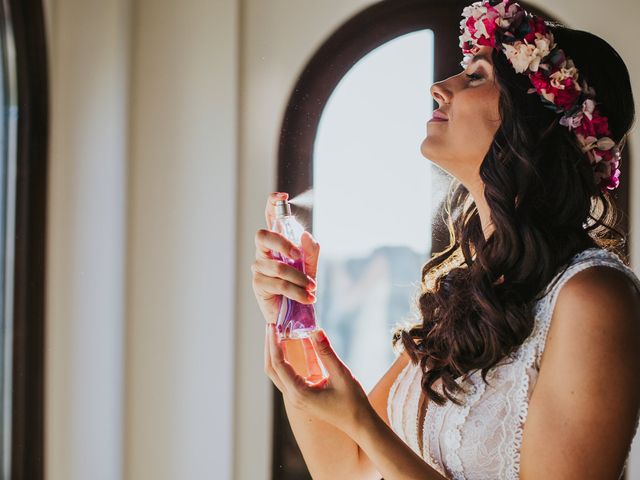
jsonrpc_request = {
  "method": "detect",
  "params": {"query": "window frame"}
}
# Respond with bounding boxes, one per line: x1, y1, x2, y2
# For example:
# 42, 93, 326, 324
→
1, 0, 48, 478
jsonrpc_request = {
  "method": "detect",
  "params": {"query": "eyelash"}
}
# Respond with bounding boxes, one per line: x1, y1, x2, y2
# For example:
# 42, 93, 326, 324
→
466, 72, 483, 82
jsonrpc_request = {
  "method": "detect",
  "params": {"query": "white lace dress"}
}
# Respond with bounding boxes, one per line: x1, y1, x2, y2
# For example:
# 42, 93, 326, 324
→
387, 247, 640, 479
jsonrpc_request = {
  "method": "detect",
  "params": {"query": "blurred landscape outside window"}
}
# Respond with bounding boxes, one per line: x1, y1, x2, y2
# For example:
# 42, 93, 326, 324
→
312, 29, 450, 392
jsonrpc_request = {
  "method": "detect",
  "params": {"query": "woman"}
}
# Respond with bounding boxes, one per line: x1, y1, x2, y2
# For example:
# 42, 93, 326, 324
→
251, 1, 640, 478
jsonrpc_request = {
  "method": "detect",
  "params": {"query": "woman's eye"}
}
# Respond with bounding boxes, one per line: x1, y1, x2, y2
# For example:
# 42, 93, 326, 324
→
466, 72, 483, 82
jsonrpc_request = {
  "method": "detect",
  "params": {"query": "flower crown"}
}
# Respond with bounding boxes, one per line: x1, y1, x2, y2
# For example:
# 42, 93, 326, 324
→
459, 0, 622, 192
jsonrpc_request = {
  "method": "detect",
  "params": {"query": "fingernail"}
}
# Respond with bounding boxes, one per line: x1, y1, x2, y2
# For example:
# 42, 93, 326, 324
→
313, 329, 326, 343
307, 291, 316, 303
306, 275, 316, 285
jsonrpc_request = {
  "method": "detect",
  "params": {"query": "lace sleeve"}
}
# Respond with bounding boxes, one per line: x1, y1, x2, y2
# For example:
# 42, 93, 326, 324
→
387, 360, 413, 433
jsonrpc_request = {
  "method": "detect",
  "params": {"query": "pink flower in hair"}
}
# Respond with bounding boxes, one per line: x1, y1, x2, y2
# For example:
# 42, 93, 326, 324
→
608, 160, 622, 189
480, 4, 500, 38
559, 114, 582, 129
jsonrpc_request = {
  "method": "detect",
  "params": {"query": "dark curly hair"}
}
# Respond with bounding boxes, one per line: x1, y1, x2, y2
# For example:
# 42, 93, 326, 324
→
391, 23, 636, 407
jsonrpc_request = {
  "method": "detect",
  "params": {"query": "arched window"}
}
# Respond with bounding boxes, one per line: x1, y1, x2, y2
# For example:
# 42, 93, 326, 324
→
274, 1, 631, 477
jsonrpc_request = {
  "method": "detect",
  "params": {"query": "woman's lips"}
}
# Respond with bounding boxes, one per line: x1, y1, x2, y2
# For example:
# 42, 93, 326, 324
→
428, 109, 449, 122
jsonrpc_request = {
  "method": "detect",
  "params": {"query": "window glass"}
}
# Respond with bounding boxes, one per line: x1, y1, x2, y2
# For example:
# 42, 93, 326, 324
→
313, 29, 448, 392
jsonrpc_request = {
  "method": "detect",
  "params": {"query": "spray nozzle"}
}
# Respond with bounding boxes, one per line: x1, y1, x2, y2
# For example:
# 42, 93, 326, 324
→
275, 199, 292, 218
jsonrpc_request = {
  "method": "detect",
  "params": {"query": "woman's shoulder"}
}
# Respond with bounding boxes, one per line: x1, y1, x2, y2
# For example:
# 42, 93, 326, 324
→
563, 247, 640, 294
557, 246, 640, 311
530, 246, 640, 363
535, 247, 636, 300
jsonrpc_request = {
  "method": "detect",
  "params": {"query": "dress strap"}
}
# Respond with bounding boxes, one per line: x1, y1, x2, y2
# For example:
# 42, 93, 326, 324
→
530, 247, 640, 369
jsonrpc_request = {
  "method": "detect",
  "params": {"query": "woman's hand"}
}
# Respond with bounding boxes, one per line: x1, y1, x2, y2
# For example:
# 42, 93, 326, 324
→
251, 192, 319, 325
265, 323, 372, 437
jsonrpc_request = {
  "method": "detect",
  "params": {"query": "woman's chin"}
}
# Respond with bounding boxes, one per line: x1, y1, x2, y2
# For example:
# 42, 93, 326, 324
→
420, 137, 438, 159
420, 141, 450, 167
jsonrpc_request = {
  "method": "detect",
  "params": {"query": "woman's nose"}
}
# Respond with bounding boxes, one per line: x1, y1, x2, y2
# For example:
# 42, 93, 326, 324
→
430, 81, 451, 106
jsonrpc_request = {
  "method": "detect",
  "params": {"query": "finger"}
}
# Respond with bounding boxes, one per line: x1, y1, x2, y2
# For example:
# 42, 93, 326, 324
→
252, 270, 315, 305
303, 336, 328, 383
255, 229, 302, 262
264, 324, 285, 393
268, 324, 311, 395
265, 192, 289, 229
299, 230, 320, 280
311, 329, 347, 377
253, 257, 316, 292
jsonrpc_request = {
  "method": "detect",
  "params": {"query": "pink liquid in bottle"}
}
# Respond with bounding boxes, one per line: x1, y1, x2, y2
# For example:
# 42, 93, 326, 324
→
272, 252, 328, 384
280, 337, 327, 385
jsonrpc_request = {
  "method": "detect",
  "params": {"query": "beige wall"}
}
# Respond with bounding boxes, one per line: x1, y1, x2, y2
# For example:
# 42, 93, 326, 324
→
43, 0, 640, 479
45, 0, 238, 478
46, 0, 130, 478
125, 0, 238, 478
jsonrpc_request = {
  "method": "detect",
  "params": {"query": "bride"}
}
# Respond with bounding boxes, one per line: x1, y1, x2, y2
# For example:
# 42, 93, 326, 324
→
251, 1, 640, 478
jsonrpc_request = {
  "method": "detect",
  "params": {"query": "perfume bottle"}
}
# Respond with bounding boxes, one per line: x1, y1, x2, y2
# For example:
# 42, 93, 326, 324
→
270, 199, 328, 384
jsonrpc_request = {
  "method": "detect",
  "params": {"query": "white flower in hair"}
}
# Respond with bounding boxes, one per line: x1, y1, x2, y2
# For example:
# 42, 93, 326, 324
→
462, 3, 486, 20
581, 98, 595, 120
549, 59, 579, 90
459, 29, 473, 48
502, 41, 535, 73
503, 33, 553, 73
474, 17, 490, 37
494, 0, 519, 21
533, 32, 555, 61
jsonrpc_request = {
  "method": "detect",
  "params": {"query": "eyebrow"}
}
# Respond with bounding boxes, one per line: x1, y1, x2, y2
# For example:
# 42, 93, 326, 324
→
469, 53, 491, 65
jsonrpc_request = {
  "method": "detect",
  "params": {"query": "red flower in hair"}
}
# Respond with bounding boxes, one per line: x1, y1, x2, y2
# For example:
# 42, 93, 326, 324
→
553, 85, 581, 110
576, 112, 610, 138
